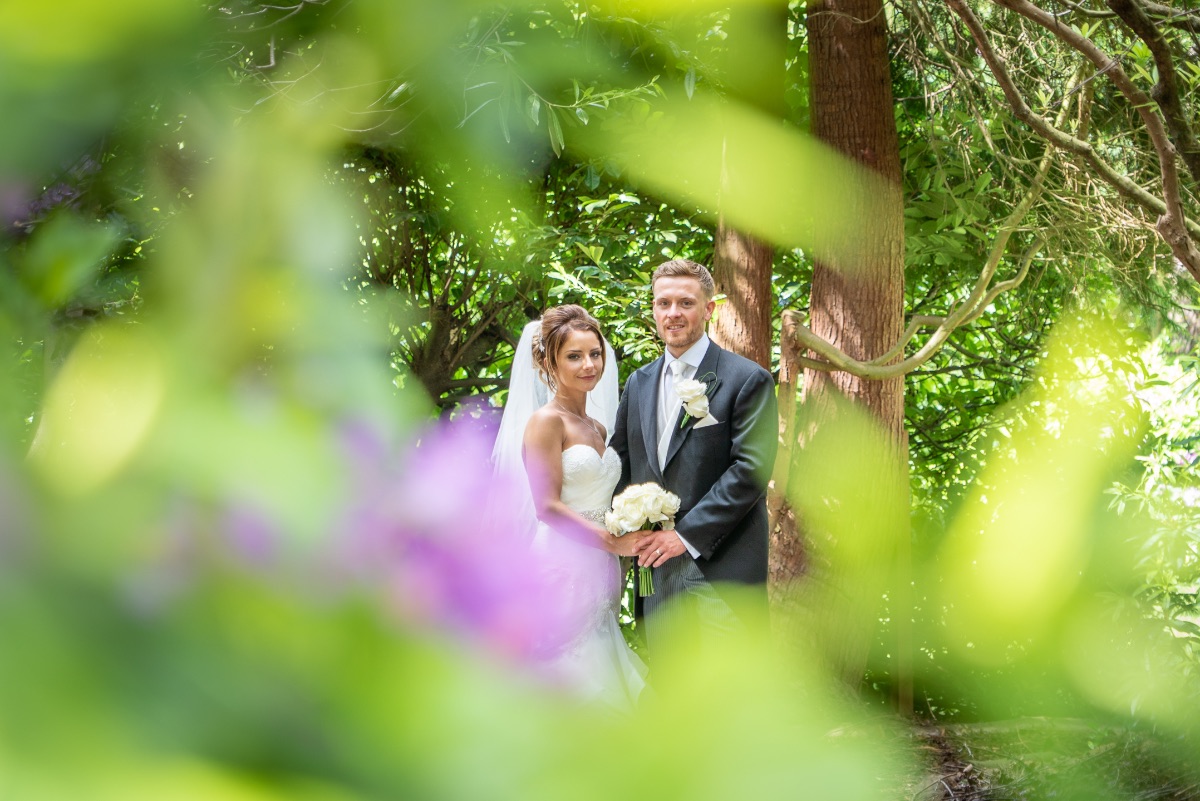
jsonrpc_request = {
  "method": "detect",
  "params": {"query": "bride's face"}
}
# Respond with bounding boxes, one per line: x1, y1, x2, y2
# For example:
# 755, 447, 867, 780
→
554, 329, 604, 393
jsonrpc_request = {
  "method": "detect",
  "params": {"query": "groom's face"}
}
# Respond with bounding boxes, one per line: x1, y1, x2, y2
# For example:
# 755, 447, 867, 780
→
652, 276, 715, 357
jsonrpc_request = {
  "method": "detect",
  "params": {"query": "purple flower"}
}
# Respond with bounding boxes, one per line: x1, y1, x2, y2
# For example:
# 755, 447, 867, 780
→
335, 417, 605, 662
223, 502, 278, 567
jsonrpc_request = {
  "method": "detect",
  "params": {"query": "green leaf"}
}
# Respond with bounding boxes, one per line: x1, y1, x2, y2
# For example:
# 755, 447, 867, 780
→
18, 214, 122, 308
684, 66, 696, 100
459, 96, 496, 127
576, 243, 603, 265
527, 94, 541, 126
548, 109, 564, 156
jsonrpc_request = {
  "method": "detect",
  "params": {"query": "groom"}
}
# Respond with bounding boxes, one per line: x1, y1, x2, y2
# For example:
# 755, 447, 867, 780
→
610, 259, 778, 648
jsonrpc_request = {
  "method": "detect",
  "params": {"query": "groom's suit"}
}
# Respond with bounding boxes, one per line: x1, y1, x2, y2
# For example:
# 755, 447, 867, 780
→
611, 338, 778, 622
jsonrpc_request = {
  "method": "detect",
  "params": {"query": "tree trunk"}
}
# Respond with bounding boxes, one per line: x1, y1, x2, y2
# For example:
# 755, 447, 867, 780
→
798, 0, 911, 710
709, 2, 786, 371
711, 220, 774, 368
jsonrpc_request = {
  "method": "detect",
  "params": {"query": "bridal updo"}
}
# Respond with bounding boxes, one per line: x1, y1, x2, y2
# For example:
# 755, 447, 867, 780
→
532, 304, 605, 390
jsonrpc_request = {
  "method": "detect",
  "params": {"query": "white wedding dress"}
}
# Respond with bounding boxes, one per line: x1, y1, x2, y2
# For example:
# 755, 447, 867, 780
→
532, 444, 648, 712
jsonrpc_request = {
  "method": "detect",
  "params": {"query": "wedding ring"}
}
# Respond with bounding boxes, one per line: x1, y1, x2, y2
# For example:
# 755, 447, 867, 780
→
655, 549, 662, 555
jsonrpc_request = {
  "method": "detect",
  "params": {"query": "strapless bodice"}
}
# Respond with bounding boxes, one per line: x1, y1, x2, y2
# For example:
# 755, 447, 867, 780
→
560, 445, 621, 519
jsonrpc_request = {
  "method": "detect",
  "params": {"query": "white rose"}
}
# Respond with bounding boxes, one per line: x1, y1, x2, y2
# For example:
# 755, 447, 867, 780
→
682, 394, 709, 420
637, 493, 662, 525
609, 483, 656, 533
675, 377, 712, 422
609, 483, 681, 533
641, 489, 670, 524
674, 378, 707, 403
619, 507, 645, 533
660, 489, 681, 518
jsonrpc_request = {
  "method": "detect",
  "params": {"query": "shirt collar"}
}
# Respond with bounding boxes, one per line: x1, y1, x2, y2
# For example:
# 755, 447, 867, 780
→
664, 333, 710, 375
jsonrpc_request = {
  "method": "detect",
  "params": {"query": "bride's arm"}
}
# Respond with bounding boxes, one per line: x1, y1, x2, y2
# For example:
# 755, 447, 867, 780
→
523, 410, 630, 554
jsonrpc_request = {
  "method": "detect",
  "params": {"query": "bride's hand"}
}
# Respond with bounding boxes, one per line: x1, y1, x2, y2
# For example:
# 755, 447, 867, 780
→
609, 531, 647, 557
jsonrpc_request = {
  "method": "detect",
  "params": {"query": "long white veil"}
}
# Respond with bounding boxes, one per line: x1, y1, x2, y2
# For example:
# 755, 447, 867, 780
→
491, 318, 619, 539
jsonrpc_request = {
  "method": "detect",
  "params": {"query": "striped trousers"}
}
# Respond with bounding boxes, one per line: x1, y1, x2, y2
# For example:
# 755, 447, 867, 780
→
642, 556, 741, 652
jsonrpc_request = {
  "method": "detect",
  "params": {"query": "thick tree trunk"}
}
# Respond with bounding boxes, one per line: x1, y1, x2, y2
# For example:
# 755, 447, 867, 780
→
797, 0, 911, 709
709, 2, 786, 371
769, 311, 807, 599
711, 220, 774, 369
703, 4, 800, 635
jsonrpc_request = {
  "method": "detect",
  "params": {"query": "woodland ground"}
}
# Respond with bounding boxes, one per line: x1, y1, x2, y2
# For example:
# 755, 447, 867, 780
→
908, 719, 1199, 801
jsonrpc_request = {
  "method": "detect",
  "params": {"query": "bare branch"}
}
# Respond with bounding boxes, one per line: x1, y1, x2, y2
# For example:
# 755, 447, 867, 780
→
1142, 1, 1200, 32
1106, 0, 1200, 181
946, 0, 1200, 280
991, 0, 1200, 279
784, 51, 1080, 379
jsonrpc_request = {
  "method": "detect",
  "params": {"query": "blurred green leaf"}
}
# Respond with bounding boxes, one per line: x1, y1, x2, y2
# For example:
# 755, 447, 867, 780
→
16, 214, 121, 308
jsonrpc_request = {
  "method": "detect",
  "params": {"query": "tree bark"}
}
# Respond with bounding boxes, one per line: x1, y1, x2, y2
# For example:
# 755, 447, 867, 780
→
711, 220, 774, 369
800, 0, 911, 710
709, 1, 786, 371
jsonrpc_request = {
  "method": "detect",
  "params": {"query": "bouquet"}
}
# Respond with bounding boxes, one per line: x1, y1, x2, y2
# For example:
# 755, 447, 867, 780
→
605, 482, 681, 596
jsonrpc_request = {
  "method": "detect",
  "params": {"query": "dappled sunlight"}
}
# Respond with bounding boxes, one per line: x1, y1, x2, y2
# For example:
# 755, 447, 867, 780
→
28, 324, 166, 495
937, 315, 1146, 663
1061, 595, 1199, 729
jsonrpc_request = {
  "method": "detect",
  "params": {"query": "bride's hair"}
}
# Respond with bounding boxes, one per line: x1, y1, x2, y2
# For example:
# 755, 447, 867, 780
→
532, 305, 605, 391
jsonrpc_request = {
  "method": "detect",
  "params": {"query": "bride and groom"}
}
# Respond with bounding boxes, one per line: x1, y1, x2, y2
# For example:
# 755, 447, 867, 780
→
492, 259, 778, 710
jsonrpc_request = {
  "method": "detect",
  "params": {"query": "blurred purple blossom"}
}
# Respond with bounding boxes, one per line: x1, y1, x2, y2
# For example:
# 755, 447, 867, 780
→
334, 417, 603, 663
223, 502, 278, 567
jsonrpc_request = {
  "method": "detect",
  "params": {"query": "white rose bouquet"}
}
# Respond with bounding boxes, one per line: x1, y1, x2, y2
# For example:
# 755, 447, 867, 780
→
605, 482, 681, 596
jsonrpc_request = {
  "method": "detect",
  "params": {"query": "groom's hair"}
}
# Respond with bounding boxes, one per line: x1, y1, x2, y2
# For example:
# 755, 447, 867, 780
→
652, 259, 715, 300
532, 304, 605, 390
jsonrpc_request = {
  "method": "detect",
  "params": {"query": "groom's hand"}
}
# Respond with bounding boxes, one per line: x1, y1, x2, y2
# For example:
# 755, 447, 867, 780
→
636, 530, 686, 568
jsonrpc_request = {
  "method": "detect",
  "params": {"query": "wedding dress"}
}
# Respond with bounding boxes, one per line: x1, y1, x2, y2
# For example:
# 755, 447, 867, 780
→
531, 444, 647, 711
492, 319, 647, 712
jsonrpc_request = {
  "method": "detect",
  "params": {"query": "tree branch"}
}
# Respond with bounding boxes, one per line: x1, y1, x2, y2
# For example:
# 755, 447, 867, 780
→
947, 0, 1200, 280
1053, 0, 1200, 31
786, 58, 1071, 380
1105, 0, 1200, 182
1142, 1, 1200, 32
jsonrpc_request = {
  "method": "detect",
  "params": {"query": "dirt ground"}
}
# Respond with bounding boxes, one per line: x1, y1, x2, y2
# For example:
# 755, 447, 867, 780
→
908, 718, 1199, 801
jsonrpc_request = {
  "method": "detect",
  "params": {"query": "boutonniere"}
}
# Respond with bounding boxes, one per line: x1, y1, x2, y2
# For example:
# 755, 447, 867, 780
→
675, 372, 719, 429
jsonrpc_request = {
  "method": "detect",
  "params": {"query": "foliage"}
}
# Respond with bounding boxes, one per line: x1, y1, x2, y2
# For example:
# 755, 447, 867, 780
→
338, 147, 546, 405
5, 1, 1200, 798
1110, 329, 1200, 684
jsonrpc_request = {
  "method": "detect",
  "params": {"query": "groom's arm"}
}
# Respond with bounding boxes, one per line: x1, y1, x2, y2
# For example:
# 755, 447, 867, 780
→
671, 368, 778, 560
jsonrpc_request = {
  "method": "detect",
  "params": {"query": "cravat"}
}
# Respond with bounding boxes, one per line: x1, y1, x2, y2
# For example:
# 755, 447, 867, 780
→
657, 359, 687, 468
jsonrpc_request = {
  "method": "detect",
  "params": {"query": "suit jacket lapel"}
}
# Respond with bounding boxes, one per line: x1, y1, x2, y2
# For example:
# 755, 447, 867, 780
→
664, 344, 722, 469
639, 357, 665, 482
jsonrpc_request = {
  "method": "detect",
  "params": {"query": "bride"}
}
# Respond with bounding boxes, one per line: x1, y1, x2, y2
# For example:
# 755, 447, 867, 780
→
491, 305, 648, 711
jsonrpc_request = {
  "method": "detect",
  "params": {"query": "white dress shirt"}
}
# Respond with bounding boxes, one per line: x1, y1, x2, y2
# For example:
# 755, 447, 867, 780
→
656, 334, 710, 559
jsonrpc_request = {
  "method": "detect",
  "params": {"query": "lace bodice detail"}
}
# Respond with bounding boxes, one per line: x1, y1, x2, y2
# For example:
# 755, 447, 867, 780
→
560, 445, 621, 517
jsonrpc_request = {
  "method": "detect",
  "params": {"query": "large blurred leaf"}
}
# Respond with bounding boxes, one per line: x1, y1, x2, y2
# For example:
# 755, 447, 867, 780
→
577, 90, 890, 262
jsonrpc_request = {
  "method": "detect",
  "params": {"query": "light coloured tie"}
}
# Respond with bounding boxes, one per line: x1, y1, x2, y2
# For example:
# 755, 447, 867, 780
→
657, 359, 687, 468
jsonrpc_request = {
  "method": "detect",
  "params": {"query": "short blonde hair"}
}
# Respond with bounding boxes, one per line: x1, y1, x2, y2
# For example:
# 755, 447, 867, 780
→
651, 259, 715, 300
